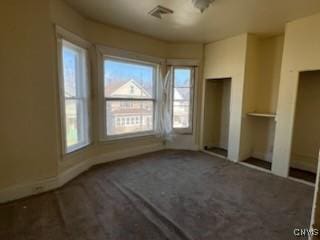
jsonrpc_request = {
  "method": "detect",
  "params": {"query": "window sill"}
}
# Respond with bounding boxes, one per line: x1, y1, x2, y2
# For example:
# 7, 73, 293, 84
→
99, 131, 161, 144
63, 141, 92, 157
173, 128, 193, 135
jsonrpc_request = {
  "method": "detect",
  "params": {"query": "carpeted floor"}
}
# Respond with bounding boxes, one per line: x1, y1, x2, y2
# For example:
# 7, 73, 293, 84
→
0, 150, 314, 240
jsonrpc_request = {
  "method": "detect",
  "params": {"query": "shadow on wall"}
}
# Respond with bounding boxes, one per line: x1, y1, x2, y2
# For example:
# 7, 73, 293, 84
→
290, 70, 320, 174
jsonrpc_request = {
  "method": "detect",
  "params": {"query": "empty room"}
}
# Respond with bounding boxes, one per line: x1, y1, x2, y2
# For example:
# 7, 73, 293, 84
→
2, 0, 320, 239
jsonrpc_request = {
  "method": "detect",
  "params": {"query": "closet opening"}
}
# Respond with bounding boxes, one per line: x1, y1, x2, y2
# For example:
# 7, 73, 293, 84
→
242, 114, 276, 171
289, 70, 320, 183
202, 78, 231, 158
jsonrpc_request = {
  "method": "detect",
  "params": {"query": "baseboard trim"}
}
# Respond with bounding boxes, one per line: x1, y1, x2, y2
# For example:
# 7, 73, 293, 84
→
93, 142, 165, 166
251, 151, 273, 163
57, 159, 92, 187
239, 162, 272, 174
290, 160, 317, 173
167, 144, 200, 151
0, 177, 58, 205
0, 142, 164, 204
288, 176, 315, 187
201, 150, 228, 160
239, 152, 251, 162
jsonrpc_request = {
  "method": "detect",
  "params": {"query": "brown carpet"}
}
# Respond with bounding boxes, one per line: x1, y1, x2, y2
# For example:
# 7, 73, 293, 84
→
0, 150, 314, 240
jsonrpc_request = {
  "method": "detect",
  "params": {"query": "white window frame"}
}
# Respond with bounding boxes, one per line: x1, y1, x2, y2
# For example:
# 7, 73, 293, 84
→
56, 26, 92, 154
168, 59, 199, 135
97, 46, 165, 141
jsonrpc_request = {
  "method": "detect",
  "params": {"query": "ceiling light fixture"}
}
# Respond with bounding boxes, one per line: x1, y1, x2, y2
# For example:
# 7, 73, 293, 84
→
192, 0, 215, 13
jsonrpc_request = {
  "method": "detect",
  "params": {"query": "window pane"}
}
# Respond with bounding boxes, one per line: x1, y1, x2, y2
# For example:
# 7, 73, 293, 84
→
106, 100, 153, 136
174, 68, 191, 87
173, 67, 193, 130
173, 100, 190, 128
63, 47, 78, 97
61, 40, 89, 153
65, 99, 84, 147
174, 87, 190, 101
104, 59, 154, 99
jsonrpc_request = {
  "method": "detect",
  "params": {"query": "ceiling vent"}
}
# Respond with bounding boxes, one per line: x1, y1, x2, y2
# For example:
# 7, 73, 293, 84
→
149, 5, 174, 19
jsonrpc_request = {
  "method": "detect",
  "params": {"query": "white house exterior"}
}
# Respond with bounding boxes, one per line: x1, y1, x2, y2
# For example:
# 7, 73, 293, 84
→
106, 79, 153, 135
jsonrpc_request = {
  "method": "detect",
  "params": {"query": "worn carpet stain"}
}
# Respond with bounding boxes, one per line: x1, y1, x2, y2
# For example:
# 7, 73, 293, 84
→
0, 150, 314, 240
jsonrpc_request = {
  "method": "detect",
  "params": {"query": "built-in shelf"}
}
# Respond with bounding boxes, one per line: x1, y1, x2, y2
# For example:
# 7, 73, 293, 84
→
247, 112, 276, 118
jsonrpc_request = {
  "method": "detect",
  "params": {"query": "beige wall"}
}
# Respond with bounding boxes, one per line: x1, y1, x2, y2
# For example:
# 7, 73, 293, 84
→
252, 35, 283, 162
241, 35, 284, 162
239, 35, 261, 160
202, 34, 248, 161
0, 0, 59, 189
256, 36, 284, 113
273, 12, 320, 177
50, 0, 87, 37
291, 71, 320, 173
0, 0, 204, 195
87, 21, 168, 59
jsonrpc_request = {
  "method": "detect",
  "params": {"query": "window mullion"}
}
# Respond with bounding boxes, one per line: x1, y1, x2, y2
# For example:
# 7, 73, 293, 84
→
66, 96, 85, 101
105, 98, 155, 101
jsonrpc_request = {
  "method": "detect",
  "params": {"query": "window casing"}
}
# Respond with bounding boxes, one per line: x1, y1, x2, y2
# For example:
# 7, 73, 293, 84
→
58, 39, 91, 153
102, 56, 159, 140
172, 66, 195, 134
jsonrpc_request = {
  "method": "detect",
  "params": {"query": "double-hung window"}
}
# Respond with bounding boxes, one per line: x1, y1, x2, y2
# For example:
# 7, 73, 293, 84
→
172, 67, 194, 133
58, 39, 90, 153
103, 57, 158, 139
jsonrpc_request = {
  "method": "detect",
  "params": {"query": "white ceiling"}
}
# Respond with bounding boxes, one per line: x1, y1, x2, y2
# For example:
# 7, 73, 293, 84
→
64, 0, 320, 43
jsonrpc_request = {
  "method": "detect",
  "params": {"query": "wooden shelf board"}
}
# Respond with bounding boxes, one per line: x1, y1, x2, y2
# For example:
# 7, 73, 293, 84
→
247, 112, 276, 118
